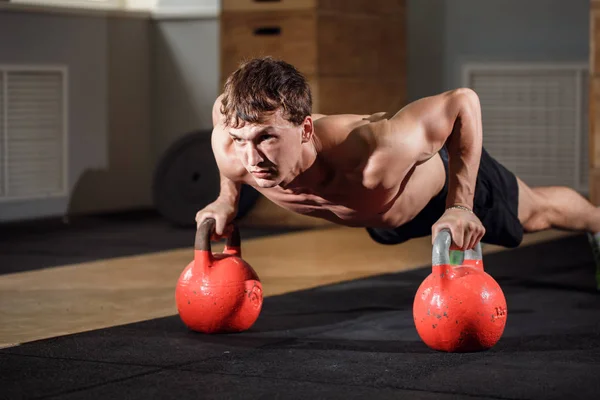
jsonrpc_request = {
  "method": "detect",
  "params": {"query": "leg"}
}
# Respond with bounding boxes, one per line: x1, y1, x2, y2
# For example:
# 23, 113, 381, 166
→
516, 177, 600, 233
517, 177, 600, 289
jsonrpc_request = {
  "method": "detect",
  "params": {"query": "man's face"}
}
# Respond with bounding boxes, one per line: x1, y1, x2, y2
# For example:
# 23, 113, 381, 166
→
228, 109, 311, 188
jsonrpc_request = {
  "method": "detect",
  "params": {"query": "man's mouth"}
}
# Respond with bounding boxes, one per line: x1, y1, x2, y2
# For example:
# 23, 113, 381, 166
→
251, 170, 273, 178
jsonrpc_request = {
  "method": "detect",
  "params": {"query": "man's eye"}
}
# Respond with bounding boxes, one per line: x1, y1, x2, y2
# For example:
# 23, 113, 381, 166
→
261, 135, 276, 142
233, 137, 244, 143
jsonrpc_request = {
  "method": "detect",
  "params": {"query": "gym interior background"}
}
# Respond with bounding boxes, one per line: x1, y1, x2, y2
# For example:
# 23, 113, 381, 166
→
1, 1, 599, 399
0, 0, 592, 223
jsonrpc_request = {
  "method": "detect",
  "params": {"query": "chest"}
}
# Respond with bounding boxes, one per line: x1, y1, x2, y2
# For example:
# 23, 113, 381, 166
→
259, 173, 398, 218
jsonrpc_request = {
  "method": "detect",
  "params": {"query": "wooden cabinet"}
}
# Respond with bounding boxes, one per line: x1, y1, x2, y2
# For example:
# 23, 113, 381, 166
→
221, 10, 318, 76
222, 0, 404, 14
220, 0, 407, 115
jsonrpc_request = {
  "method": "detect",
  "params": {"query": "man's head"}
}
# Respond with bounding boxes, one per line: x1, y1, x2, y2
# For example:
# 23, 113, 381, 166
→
220, 57, 314, 188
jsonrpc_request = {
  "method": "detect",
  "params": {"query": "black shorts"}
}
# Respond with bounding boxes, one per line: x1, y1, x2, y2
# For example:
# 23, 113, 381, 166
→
366, 146, 524, 248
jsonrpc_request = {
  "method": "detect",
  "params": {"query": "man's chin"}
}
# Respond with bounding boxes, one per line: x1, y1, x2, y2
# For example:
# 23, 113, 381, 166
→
254, 177, 280, 188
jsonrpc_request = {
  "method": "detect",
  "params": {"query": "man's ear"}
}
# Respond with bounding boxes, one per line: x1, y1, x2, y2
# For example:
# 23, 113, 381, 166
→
301, 116, 314, 143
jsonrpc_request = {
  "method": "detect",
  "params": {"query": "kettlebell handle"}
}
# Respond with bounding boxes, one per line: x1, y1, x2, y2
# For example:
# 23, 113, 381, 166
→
195, 218, 241, 252
432, 229, 482, 266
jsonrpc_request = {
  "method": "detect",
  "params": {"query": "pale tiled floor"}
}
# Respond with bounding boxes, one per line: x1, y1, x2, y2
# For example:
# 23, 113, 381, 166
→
0, 226, 571, 348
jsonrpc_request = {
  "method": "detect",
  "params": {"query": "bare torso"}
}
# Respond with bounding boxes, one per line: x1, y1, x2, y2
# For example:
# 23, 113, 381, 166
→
234, 113, 448, 229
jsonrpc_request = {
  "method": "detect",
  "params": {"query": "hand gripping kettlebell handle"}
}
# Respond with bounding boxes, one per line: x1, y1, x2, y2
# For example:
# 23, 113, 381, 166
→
195, 218, 241, 252
432, 229, 482, 266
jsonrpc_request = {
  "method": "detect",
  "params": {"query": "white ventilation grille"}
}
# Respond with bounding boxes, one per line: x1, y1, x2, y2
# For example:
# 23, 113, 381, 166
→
463, 64, 588, 193
0, 66, 68, 201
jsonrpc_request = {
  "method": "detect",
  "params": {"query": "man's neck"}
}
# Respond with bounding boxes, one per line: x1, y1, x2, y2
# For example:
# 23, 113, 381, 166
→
281, 136, 329, 193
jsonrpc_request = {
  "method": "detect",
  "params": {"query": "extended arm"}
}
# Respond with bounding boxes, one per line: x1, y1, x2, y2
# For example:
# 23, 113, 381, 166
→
435, 89, 482, 210
383, 88, 485, 248
195, 95, 247, 235
396, 88, 483, 210
215, 172, 241, 210
212, 93, 245, 205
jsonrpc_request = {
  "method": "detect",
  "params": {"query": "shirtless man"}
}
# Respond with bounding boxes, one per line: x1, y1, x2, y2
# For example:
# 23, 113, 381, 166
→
195, 57, 600, 284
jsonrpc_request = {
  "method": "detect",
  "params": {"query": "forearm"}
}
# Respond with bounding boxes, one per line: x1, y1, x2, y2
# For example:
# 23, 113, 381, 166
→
445, 95, 483, 210
217, 173, 241, 207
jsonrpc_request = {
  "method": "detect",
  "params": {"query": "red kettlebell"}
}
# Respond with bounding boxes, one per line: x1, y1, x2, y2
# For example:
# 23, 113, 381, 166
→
175, 218, 263, 334
413, 229, 508, 352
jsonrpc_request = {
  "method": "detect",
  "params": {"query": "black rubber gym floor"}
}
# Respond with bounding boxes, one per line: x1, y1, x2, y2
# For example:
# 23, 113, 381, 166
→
2, 231, 600, 399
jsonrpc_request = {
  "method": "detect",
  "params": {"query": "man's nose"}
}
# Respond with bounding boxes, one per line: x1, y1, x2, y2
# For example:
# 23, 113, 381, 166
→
246, 145, 263, 166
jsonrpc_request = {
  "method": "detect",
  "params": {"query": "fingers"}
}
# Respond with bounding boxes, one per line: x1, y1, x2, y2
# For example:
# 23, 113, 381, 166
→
463, 230, 473, 251
457, 227, 481, 250
213, 221, 235, 241
432, 223, 451, 245
462, 225, 485, 250
433, 224, 464, 248
467, 231, 477, 251
195, 211, 212, 230
432, 219, 486, 250
212, 223, 235, 242
473, 226, 486, 250
214, 216, 226, 237
465, 220, 485, 250
195, 211, 234, 242
195, 212, 221, 236
451, 226, 464, 249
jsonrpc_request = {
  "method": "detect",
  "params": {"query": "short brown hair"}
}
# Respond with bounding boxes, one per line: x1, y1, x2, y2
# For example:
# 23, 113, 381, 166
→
221, 57, 312, 128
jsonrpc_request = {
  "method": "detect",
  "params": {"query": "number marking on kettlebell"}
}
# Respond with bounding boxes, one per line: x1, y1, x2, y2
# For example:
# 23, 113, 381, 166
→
492, 306, 507, 321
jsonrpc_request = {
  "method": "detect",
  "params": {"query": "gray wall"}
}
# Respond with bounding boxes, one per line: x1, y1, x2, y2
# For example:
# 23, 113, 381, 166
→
152, 18, 220, 159
407, 0, 590, 100
407, 0, 446, 101
68, 17, 153, 215
0, 10, 108, 222
445, 0, 589, 89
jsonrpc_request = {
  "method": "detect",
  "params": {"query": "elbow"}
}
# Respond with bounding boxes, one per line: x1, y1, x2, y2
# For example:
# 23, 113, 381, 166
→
448, 88, 483, 149
451, 88, 481, 119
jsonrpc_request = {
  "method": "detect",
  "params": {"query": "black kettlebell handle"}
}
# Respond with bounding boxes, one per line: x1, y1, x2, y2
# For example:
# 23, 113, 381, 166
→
195, 218, 240, 251
432, 229, 482, 266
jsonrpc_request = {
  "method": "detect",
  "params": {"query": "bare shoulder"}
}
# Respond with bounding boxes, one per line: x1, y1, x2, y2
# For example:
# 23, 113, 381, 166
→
311, 114, 384, 186
313, 113, 376, 143
210, 95, 247, 181
368, 90, 470, 150
313, 114, 377, 167
359, 89, 478, 187
314, 110, 404, 149
388, 88, 478, 135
